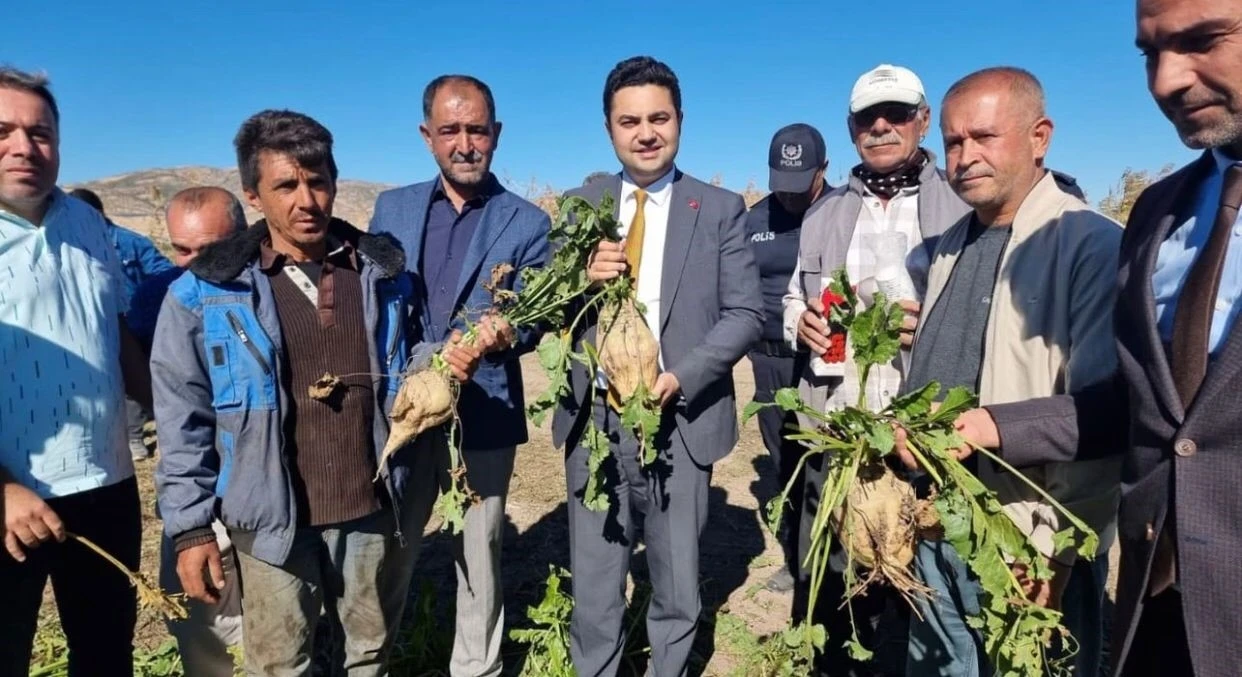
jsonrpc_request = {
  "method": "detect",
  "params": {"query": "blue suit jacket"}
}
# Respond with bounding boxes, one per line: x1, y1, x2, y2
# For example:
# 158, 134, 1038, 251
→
110, 220, 174, 333
370, 177, 551, 450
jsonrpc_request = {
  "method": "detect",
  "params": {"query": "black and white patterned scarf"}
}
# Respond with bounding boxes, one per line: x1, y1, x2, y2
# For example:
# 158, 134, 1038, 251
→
851, 150, 930, 198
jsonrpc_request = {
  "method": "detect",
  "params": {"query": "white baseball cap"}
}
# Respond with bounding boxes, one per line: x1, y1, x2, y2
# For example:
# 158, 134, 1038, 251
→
849, 64, 926, 113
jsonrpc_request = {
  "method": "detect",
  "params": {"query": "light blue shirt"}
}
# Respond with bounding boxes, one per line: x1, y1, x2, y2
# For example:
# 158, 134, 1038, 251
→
1153, 150, 1242, 355
0, 190, 134, 498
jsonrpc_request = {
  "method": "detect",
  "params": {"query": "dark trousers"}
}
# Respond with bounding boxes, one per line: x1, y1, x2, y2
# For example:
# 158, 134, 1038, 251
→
565, 399, 712, 677
794, 456, 907, 677
1122, 589, 1192, 676
0, 477, 142, 677
748, 347, 807, 574
1061, 555, 1109, 677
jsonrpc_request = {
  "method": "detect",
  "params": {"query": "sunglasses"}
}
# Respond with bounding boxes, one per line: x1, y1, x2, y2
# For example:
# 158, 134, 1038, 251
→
851, 103, 920, 128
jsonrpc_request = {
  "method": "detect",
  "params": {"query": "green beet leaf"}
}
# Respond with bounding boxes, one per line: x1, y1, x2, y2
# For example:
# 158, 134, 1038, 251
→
774, 387, 804, 413
887, 382, 940, 421
927, 386, 979, 423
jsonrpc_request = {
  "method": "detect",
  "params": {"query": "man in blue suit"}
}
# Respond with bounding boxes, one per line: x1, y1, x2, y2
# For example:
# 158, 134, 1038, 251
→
368, 74, 550, 677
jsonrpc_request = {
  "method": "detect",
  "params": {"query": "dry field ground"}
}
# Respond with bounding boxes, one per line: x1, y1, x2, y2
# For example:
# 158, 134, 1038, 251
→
33, 353, 1119, 676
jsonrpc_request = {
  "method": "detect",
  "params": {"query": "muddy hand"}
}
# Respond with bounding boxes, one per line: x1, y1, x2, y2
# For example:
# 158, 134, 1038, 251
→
476, 313, 516, 354
952, 408, 1000, 460
176, 541, 224, 604
443, 330, 483, 381
1012, 562, 1057, 607
892, 424, 920, 471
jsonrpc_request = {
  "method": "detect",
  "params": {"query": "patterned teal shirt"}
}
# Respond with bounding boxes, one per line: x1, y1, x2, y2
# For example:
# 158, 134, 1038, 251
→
0, 190, 133, 497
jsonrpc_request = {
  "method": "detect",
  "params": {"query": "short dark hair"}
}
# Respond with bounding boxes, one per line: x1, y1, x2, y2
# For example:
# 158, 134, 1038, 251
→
422, 75, 496, 125
0, 67, 59, 124
582, 171, 614, 186
68, 188, 104, 213
233, 110, 338, 193
603, 56, 681, 121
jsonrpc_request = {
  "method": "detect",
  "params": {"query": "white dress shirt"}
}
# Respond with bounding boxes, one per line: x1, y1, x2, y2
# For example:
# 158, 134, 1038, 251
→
619, 167, 675, 351
848, 185, 929, 299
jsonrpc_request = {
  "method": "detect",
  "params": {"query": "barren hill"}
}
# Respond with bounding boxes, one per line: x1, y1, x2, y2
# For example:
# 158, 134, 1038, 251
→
65, 166, 394, 247
65, 167, 767, 252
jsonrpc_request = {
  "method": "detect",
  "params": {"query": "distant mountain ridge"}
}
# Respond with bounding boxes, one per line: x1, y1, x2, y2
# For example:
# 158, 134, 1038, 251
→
65, 166, 395, 247
65, 167, 766, 252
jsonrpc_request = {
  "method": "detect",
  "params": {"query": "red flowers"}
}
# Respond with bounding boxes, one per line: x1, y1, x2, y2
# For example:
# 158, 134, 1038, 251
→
688, 198, 700, 210
820, 287, 849, 363
821, 287, 847, 310
824, 333, 847, 363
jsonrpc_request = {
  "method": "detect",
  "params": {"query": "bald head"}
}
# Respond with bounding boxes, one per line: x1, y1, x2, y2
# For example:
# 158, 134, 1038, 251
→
940, 66, 1054, 226
165, 186, 247, 267
944, 67, 1047, 126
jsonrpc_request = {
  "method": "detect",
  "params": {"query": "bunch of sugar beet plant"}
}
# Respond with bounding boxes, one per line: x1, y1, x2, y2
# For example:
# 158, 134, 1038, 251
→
743, 268, 1100, 677
524, 192, 665, 513
376, 192, 663, 533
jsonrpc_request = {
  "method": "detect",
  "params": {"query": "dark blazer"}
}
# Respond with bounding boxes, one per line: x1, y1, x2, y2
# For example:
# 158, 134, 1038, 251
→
370, 178, 551, 451
987, 152, 1242, 676
550, 170, 764, 465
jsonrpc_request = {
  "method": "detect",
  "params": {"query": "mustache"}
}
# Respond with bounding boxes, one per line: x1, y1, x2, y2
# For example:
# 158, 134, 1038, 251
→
862, 133, 904, 148
1160, 85, 1228, 112
954, 168, 995, 181
1166, 84, 1226, 106
450, 150, 483, 164
1166, 95, 1227, 112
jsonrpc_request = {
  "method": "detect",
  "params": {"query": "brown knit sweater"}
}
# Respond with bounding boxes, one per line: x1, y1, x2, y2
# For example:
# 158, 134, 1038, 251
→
264, 242, 382, 527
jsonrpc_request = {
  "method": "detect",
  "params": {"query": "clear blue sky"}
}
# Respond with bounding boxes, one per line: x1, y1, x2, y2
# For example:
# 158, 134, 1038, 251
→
12, 0, 1196, 205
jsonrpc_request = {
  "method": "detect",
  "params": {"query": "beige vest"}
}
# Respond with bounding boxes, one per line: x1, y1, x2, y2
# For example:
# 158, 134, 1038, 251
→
920, 172, 1123, 560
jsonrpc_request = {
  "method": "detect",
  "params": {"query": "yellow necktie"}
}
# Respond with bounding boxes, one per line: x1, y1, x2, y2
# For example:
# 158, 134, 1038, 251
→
625, 188, 648, 282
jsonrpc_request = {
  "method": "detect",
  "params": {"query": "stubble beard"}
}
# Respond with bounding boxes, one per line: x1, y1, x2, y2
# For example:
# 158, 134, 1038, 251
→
1164, 95, 1242, 150
1177, 116, 1242, 150
445, 163, 489, 188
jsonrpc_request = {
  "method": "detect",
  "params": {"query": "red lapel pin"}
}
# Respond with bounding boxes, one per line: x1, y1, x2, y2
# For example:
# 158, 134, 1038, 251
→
688, 198, 699, 210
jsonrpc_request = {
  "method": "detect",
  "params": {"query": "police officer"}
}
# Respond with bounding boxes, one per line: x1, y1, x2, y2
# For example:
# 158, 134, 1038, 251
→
745, 123, 828, 591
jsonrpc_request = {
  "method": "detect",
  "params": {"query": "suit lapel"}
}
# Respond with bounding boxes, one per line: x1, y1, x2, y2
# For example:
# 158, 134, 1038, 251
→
452, 196, 517, 312
1130, 153, 1212, 422
659, 173, 700, 331
1192, 309, 1242, 419
404, 184, 433, 275
603, 175, 622, 220
401, 184, 435, 332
